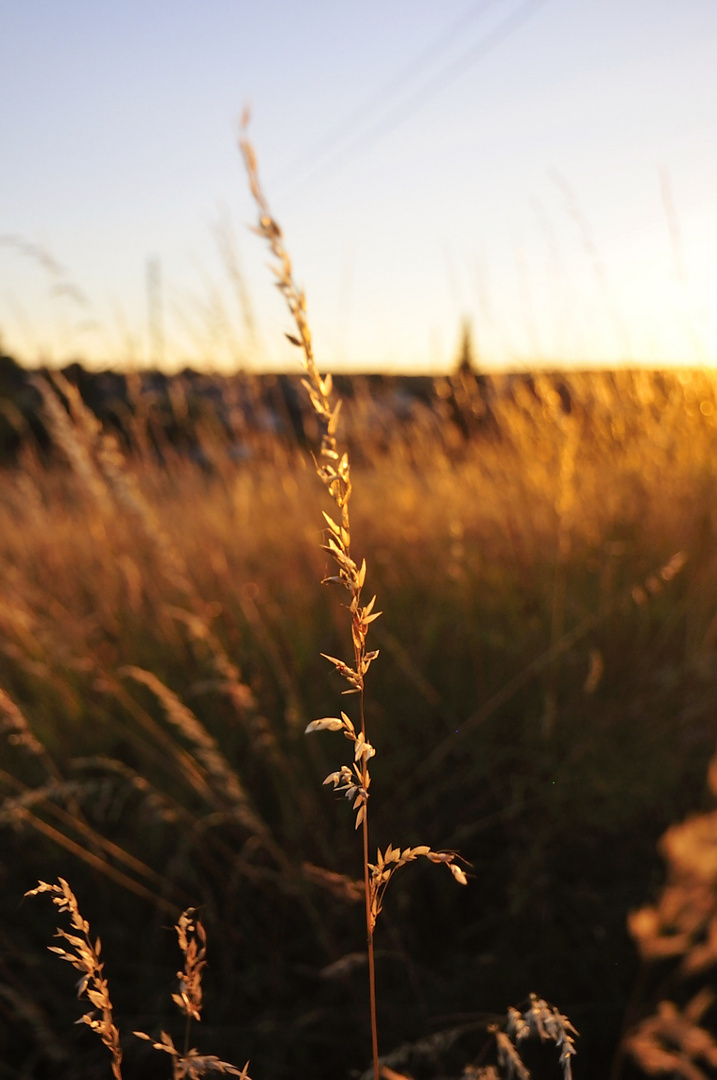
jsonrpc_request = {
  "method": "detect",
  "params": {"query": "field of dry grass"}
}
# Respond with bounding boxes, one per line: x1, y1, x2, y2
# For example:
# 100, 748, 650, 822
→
3, 358, 717, 1078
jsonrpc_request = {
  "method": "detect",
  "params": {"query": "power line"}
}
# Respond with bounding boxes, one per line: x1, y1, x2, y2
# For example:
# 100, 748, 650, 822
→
281, 0, 551, 195
273, 0, 506, 188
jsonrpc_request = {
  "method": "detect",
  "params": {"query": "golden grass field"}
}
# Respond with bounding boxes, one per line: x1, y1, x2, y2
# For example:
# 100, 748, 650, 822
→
2, 133, 717, 1080
3, 354, 717, 1079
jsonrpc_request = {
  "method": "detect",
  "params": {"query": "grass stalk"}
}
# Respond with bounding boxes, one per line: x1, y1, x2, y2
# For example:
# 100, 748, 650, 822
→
239, 119, 467, 1080
25, 878, 124, 1080
359, 691, 380, 1080
239, 120, 383, 1080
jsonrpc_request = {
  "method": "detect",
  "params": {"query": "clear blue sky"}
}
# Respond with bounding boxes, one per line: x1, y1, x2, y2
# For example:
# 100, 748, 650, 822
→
2, 0, 717, 372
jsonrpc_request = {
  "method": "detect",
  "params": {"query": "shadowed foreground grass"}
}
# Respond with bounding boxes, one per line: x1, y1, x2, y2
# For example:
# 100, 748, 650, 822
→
3, 367, 717, 1078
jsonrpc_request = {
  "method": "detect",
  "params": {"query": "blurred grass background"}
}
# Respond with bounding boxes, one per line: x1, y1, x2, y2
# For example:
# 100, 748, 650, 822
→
2, 365, 717, 1079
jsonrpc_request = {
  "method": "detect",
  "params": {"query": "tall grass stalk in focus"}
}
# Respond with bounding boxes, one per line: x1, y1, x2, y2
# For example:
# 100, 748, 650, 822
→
239, 122, 467, 1080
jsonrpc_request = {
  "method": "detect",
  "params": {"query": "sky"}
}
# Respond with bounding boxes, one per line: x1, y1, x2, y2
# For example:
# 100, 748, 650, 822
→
2, 0, 717, 374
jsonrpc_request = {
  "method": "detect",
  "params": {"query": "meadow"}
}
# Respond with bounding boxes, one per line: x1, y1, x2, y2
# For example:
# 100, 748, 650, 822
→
3, 347, 717, 1079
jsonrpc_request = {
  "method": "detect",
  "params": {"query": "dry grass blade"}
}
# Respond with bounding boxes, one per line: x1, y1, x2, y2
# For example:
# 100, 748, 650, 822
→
625, 743, 717, 1079
134, 907, 251, 1079
173, 908, 207, 1023
474, 996, 580, 1080
25, 878, 123, 1079
626, 994, 717, 1080
368, 845, 468, 929
0, 685, 57, 773
519, 995, 578, 1080
133, 1029, 252, 1080
493, 1030, 531, 1080
121, 666, 250, 811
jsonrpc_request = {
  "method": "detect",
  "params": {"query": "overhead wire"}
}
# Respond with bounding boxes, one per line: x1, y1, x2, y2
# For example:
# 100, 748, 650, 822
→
277, 0, 551, 195
273, 0, 507, 188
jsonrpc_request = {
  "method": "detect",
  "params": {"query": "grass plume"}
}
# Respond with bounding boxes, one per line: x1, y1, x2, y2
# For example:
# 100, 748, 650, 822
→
25, 878, 123, 1079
